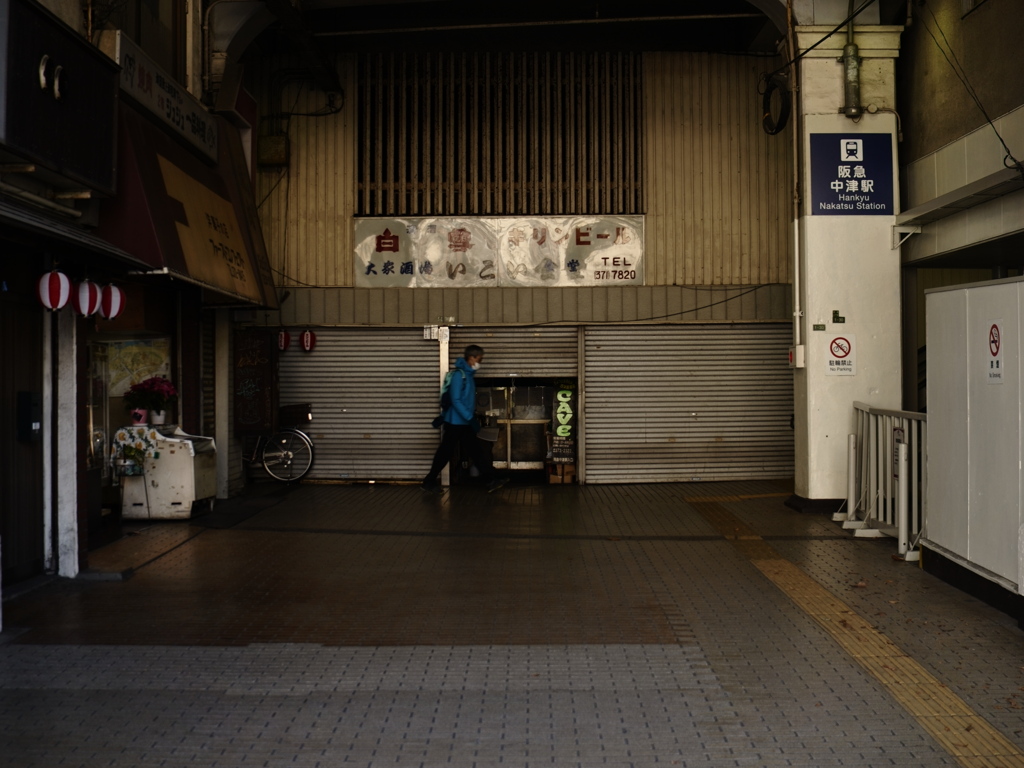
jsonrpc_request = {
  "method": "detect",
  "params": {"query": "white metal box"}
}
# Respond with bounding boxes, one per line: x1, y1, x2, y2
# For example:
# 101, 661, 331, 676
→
121, 428, 217, 519
925, 276, 1023, 594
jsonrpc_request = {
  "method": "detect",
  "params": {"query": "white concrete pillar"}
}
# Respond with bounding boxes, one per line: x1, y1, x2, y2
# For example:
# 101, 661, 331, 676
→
56, 308, 78, 577
793, 25, 904, 503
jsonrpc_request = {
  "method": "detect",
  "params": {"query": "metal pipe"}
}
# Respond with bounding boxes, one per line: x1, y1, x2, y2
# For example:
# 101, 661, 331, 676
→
841, 0, 863, 118
787, 0, 804, 353
847, 434, 858, 522
897, 441, 909, 554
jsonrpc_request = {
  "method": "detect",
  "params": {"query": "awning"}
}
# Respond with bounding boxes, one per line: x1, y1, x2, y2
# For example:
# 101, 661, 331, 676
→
0, 197, 149, 270
95, 104, 278, 308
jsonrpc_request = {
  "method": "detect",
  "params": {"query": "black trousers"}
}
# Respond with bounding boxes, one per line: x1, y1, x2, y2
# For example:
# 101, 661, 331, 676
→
424, 423, 494, 484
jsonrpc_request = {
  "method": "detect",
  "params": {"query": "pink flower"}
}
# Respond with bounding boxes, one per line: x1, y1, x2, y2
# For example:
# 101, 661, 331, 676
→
124, 376, 178, 411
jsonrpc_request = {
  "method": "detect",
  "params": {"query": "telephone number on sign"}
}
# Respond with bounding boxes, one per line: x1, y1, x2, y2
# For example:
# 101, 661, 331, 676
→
594, 270, 637, 280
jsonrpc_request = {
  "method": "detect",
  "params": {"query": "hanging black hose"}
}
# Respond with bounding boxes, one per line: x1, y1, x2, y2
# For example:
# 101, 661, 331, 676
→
761, 73, 791, 135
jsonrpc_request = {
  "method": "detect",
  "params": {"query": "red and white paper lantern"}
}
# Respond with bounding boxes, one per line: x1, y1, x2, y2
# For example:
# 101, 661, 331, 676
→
71, 279, 102, 317
299, 329, 316, 352
278, 330, 291, 351
98, 284, 125, 320
37, 270, 71, 310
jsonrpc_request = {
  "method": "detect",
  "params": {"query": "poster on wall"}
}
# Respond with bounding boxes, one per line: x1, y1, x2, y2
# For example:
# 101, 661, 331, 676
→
810, 134, 894, 215
107, 339, 171, 396
354, 216, 644, 288
551, 382, 577, 463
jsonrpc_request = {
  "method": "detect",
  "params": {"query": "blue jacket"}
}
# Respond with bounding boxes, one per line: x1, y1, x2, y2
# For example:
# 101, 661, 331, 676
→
444, 357, 477, 425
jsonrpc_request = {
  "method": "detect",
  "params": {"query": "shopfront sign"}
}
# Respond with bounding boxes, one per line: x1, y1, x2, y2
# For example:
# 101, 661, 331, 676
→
101, 31, 217, 161
810, 134, 893, 215
158, 155, 262, 303
355, 216, 644, 288
551, 383, 577, 463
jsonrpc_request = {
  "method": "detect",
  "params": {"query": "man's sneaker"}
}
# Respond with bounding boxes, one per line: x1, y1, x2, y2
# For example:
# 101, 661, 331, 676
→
421, 481, 442, 494
486, 477, 509, 493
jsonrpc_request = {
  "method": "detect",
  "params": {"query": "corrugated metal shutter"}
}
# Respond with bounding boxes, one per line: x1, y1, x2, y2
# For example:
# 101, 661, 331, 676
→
448, 327, 579, 377
278, 328, 440, 481
583, 324, 793, 483
200, 310, 215, 438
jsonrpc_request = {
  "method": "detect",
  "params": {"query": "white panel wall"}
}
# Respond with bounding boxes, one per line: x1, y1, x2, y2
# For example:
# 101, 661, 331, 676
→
965, 284, 1019, 581
926, 277, 1024, 592
924, 289, 968, 554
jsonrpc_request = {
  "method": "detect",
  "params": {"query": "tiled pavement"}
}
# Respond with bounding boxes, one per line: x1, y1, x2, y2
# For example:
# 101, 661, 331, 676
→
2, 479, 1024, 767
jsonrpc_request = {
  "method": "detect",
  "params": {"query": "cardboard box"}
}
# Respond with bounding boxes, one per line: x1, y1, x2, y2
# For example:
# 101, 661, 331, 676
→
548, 463, 576, 484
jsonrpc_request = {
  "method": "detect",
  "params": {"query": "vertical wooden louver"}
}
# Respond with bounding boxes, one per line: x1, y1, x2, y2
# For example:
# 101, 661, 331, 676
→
357, 52, 643, 217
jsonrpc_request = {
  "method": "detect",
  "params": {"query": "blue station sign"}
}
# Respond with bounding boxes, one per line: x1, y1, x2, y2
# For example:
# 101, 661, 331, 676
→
810, 133, 894, 215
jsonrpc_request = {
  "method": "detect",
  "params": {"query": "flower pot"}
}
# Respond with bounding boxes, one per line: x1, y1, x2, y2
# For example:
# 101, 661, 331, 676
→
130, 408, 148, 425
150, 409, 167, 425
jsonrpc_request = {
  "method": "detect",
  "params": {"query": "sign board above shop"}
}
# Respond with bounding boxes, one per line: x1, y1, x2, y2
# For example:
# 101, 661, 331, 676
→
99, 31, 217, 162
810, 134, 893, 216
355, 216, 644, 288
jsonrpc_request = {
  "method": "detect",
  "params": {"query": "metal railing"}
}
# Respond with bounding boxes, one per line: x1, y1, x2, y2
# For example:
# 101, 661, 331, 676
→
843, 402, 927, 558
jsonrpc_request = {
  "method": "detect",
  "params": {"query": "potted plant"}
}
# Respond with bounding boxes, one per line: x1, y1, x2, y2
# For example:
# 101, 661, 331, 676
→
123, 376, 178, 425
112, 426, 160, 476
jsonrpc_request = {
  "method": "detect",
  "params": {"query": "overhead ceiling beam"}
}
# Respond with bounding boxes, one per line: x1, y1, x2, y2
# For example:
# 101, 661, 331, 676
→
314, 12, 765, 37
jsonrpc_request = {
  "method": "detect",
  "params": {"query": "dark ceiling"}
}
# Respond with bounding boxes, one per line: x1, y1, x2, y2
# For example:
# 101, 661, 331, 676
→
276, 0, 785, 55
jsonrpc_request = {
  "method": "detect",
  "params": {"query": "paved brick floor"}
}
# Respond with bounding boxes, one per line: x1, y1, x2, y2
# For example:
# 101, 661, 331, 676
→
2, 479, 1024, 767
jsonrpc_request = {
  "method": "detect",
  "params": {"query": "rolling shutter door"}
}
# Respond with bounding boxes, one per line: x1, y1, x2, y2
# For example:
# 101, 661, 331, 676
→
448, 327, 579, 377
278, 328, 439, 481
583, 324, 793, 483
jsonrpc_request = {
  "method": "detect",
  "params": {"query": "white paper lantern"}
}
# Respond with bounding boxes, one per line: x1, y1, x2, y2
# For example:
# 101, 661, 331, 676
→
99, 284, 125, 319
71, 279, 102, 316
37, 270, 71, 310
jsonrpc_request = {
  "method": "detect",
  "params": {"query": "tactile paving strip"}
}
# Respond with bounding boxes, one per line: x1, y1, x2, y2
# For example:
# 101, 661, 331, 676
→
693, 499, 1024, 768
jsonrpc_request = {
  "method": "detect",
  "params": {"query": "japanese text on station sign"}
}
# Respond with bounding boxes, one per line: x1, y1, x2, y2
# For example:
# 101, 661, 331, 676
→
811, 134, 893, 215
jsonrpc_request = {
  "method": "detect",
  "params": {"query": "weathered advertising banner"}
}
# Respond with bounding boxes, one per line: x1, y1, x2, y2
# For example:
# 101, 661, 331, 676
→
355, 216, 644, 288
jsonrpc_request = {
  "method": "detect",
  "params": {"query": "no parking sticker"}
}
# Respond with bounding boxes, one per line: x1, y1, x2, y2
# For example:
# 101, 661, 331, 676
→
826, 334, 856, 376
987, 320, 1004, 385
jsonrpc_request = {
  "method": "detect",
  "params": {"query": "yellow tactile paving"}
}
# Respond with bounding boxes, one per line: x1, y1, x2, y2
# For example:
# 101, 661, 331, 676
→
691, 498, 1024, 768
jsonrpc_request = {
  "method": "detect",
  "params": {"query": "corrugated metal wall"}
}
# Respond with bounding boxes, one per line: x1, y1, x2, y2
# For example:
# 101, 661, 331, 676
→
448, 327, 579, 378
252, 53, 358, 288
277, 328, 439, 480
582, 324, 794, 483
263, 284, 791, 326
252, 51, 793, 301
357, 52, 643, 216
644, 53, 793, 286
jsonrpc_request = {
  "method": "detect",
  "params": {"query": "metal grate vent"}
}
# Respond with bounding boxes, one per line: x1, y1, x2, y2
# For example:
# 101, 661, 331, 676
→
357, 51, 644, 216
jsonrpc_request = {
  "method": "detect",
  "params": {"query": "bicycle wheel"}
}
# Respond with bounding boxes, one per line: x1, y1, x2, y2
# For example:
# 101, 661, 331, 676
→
261, 429, 314, 482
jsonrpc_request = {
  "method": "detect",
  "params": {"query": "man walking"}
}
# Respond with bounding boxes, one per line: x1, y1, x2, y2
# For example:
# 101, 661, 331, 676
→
422, 344, 507, 493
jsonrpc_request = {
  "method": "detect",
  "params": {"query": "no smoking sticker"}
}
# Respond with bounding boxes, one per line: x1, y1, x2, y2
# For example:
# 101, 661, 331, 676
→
987, 320, 1004, 385
826, 334, 856, 376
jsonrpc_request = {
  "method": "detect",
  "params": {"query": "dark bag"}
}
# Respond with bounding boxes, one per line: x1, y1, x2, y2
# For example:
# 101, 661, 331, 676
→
431, 413, 445, 429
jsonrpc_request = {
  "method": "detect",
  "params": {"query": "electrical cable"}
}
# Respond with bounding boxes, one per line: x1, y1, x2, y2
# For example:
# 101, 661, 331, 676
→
762, 0, 878, 83
529, 285, 769, 326
918, 5, 1023, 176
758, 0, 878, 134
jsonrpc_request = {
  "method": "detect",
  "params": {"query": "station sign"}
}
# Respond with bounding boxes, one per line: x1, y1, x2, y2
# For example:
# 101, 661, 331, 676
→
810, 134, 893, 215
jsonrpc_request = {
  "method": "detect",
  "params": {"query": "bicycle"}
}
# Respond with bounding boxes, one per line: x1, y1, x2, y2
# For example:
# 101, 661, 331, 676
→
245, 403, 315, 483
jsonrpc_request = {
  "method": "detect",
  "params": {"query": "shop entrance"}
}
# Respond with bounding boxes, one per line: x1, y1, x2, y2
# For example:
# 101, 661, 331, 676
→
475, 378, 577, 484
